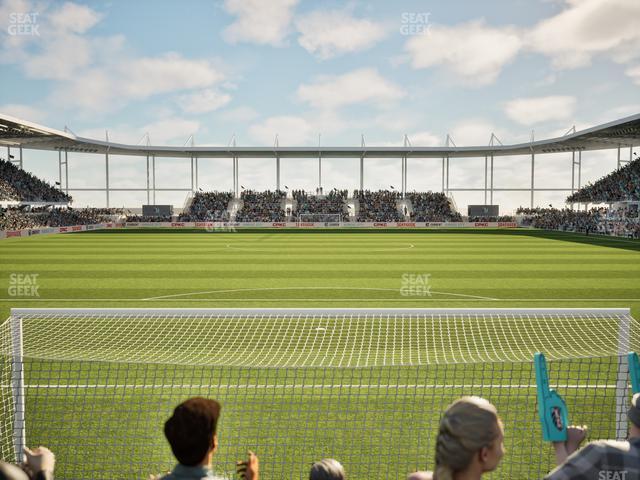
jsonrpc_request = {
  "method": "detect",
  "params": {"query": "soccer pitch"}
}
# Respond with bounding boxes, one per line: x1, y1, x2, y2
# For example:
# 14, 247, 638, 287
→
1, 228, 639, 479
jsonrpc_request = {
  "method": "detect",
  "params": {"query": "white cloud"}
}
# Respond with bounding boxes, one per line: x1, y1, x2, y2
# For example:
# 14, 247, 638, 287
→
626, 65, 640, 86
51, 53, 228, 112
297, 68, 405, 110
49, 2, 101, 34
404, 20, 522, 86
249, 115, 314, 145
0, 2, 231, 113
248, 109, 347, 146
295, 10, 388, 59
223, 106, 259, 123
24, 32, 94, 80
118, 53, 224, 98
526, 0, 640, 69
177, 89, 232, 114
222, 0, 298, 46
504, 95, 577, 126
0, 103, 47, 123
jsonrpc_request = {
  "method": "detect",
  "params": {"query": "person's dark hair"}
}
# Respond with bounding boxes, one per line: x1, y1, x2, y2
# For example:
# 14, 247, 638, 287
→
164, 397, 221, 466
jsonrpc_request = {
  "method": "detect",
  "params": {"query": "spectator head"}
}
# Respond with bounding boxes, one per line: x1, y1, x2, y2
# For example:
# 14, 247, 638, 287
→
309, 459, 345, 480
164, 397, 221, 467
434, 396, 504, 480
628, 393, 640, 437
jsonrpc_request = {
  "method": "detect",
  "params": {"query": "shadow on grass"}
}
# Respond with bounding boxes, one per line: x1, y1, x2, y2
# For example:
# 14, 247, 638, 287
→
75, 227, 640, 252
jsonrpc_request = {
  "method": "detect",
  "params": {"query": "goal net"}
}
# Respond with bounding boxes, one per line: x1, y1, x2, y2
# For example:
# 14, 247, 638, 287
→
0, 308, 637, 480
297, 213, 342, 225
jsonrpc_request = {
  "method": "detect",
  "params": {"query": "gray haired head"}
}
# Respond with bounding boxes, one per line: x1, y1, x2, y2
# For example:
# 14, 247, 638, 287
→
309, 459, 345, 480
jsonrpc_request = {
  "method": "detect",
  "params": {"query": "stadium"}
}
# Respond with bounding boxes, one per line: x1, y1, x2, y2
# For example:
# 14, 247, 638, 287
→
0, 1, 640, 479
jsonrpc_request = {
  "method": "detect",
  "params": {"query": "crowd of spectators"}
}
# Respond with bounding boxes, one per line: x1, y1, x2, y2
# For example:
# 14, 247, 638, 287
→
517, 206, 640, 238
407, 192, 462, 222
292, 189, 349, 221
567, 156, 640, 203
468, 215, 515, 222
124, 214, 172, 222
0, 207, 122, 230
235, 190, 286, 222
0, 159, 71, 203
354, 189, 403, 222
178, 191, 233, 221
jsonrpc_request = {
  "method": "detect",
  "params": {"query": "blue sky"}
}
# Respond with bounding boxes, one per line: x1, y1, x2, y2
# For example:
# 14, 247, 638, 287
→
1, 0, 639, 212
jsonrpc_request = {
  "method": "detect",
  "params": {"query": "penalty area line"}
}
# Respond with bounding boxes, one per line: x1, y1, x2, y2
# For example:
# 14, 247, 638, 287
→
1, 298, 639, 302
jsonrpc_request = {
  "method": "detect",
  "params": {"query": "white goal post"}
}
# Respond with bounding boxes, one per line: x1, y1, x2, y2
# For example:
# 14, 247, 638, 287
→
297, 213, 343, 225
2, 307, 637, 480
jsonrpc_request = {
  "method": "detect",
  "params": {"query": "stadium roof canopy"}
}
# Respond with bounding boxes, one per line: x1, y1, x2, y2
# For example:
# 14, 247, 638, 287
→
0, 112, 639, 159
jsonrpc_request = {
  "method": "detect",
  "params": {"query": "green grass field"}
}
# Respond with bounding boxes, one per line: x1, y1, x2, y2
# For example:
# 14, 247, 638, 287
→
0, 228, 639, 479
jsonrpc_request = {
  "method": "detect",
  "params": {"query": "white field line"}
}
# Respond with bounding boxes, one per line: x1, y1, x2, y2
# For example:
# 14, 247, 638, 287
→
16, 383, 619, 389
225, 243, 416, 251
142, 287, 498, 302
1, 298, 640, 302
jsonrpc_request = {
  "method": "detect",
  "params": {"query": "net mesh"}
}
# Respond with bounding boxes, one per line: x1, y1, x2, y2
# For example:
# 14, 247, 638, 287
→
0, 308, 637, 480
297, 214, 342, 224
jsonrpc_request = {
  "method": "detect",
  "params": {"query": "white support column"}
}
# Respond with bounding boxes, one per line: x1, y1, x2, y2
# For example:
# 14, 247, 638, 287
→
530, 151, 535, 209
360, 135, 365, 191
58, 150, 62, 191
445, 156, 450, 195
276, 156, 280, 191
400, 157, 404, 197
195, 157, 199, 191
234, 157, 239, 197
571, 150, 575, 193
631, 145, 634, 164
152, 155, 156, 204
441, 157, 445, 193
484, 156, 488, 205
19, 146, 22, 169
190, 156, 194, 193
578, 150, 582, 189
490, 154, 494, 205
5, 146, 9, 164
10, 314, 25, 464
405, 157, 408, 195
617, 145, 621, 169
318, 155, 322, 193
64, 149, 69, 195
105, 150, 110, 208
146, 155, 150, 204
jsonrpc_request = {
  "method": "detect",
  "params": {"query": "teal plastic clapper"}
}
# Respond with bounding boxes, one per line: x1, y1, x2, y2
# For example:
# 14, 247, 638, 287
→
535, 352, 568, 442
629, 352, 640, 395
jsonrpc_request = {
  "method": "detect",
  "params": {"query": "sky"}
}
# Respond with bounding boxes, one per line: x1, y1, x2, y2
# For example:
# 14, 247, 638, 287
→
0, 0, 639, 213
